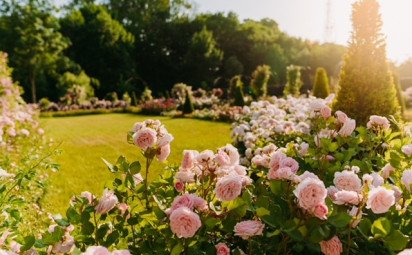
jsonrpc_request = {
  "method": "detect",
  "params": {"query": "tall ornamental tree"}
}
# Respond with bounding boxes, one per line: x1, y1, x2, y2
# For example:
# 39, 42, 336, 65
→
312, 67, 330, 98
334, 0, 399, 124
283, 65, 303, 96
250, 64, 271, 98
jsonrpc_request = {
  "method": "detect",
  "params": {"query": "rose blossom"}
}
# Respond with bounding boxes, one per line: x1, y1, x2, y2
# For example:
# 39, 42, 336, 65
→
175, 169, 195, 183
320, 236, 343, 255
181, 150, 196, 169
401, 169, 412, 192
215, 150, 232, 167
398, 249, 412, 255
381, 163, 395, 179
215, 175, 243, 201
112, 251, 132, 255
334, 190, 361, 205
312, 203, 328, 220
280, 157, 299, 173
335, 111, 348, 124
401, 144, 412, 156
218, 144, 240, 166
215, 243, 230, 255
175, 181, 184, 192
82, 246, 111, 255
338, 118, 356, 137
156, 144, 170, 162
320, 106, 332, 119
52, 233, 75, 254
169, 207, 201, 238
269, 151, 287, 170
95, 189, 118, 215
133, 173, 144, 186
268, 167, 294, 180
80, 191, 95, 204
333, 170, 362, 192
293, 178, 327, 210
327, 186, 339, 200
234, 220, 264, 240
133, 127, 157, 150
366, 186, 395, 214
367, 115, 390, 130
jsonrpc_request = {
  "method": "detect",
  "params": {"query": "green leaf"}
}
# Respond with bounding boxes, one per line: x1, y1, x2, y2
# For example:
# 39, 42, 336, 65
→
102, 158, 117, 173
384, 230, 408, 251
328, 213, 352, 228
171, 242, 184, 255
371, 217, 391, 238
66, 207, 81, 223
129, 161, 141, 174
256, 207, 270, 217
20, 236, 35, 251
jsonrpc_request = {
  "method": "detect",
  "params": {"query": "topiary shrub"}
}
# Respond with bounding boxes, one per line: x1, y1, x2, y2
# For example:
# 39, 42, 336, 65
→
251, 65, 271, 98
182, 88, 194, 114
283, 65, 303, 96
334, 0, 400, 124
312, 67, 330, 98
231, 75, 245, 106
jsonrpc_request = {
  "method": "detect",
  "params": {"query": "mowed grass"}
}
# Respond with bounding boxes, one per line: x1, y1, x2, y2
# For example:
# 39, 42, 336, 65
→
40, 114, 231, 213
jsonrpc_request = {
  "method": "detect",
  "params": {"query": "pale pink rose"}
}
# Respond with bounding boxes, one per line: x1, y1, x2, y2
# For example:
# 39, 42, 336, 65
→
133, 127, 157, 150
193, 196, 208, 212
381, 163, 395, 179
218, 144, 240, 165
348, 206, 358, 217
268, 167, 294, 181
215, 243, 230, 255
215, 151, 232, 167
52, 233, 74, 254
157, 144, 170, 162
338, 118, 356, 137
10, 241, 21, 253
320, 106, 332, 119
112, 250, 131, 255
215, 175, 243, 201
95, 189, 118, 215
320, 236, 343, 255
156, 132, 174, 147
391, 185, 403, 202
312, 203, 328, 220
169, 194, 195, 213
80, 191, 95, 205
20, 129, 29, 136
367, 115, 390, 130
298, 142, 309, 156
333, 170, 362, 192
335, 111, 348, 124
37, 128, 45, 135
234, 220, 264, 240
196, 150, 215, 166
325, 155, 335, 161
233, 165, 247, 176
334, 190, 361, 205
370, 172, 384, 187
118, 203, 130, 216
293, 178, 327, 210
133, 173, 144, 186
398, 249, 412, 255
133, 122, 143, 132
169, 207, 201, 238
362, 174, 374, 185
402, 169, 412, 192
251, 155, 270, 168
269, 151, 287, 171
175, 169, 195, 183
366, 186, 395, 214
81, 246, 111, 255
181, 150, 196, 169
401, 144, 412, 156
298, 171, 321, 182
280, 157, 299, 173
327, 186, 339, 201
174, 181, 184, 192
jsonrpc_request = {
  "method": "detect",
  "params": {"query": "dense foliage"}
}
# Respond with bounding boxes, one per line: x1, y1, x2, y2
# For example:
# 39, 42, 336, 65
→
313, 67, 330, 98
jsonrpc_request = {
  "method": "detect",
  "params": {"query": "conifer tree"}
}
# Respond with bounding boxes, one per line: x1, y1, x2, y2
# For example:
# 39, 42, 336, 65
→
182, 88, 194, 114
251, 65, 271, 98
334, 0, 399, 124
312, 67, 330, 98
231, 75, 245, 106
283, 65, 303, 96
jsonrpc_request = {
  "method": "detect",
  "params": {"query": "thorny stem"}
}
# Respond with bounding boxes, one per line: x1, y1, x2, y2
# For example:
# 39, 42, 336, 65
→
144, 156, 153, 209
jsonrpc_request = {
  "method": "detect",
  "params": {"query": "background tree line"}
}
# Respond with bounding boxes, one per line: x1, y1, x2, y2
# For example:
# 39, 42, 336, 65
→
0, 0, 351, 103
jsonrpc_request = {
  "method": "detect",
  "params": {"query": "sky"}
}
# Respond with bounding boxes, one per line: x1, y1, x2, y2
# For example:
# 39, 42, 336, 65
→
54, 0, 412, 63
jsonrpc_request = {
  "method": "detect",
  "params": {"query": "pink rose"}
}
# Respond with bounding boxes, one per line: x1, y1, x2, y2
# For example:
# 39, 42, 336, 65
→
156, 132, 174, 147
367, 115, 390, 130
298, 171, 321, 182
196, 150, 215, 166
298, 142, 309, 156
312, 203, 328, 220
82, 246, 111, 255
174, 181, 184, 192
234, 220, 264, 240
95, 189, 118, 215
402, 169, 412, 192
335, 111, 348, 124
334, 190, 361, 205
215, 150, 232, 167
181, 150, 196, 169
327, 186, 339, 200
333, 170, 362, 192
112, 250, 131, 255
157, 144, 170, 162
293, 178, 327, 210
381, 163, 395, 179
169, 194, 195, 213
366, 186, 395, 214
215, 175, 243, 201
402, 144, 412, 156
52, 233, 74, 254
175, 169, 195, 183
117, 203, 130, 218
320, 106, 332, 119
218, 144, 240, 166
280, 157, 299, 173
133, 127, 157, 150
268, 167, 294, 181
169, 207, 201, 238
80, 191, 95, 205
320, 236, 343, 255
398, 249, 412, 255
215, 243, 230, 255
133, 173, 144, 186
338, 118, 356, 137
269, 151, 287, 170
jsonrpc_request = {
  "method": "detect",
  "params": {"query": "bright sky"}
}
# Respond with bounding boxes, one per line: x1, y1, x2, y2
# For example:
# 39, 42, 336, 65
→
194, 0, 412, 63
54, 0, 412, 63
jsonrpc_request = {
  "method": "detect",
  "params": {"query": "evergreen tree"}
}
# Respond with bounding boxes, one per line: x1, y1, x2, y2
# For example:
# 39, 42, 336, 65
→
251, 64, 271, 98
283, 65, 303, 96
182, 88, 194, 114
230, 75, 245, 106
392, 73, 406, 113
312, 67, 330, 98
334, 0, 399, 124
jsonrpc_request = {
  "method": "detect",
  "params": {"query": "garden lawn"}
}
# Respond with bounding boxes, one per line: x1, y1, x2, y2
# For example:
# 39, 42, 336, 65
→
40, 114, 231, 213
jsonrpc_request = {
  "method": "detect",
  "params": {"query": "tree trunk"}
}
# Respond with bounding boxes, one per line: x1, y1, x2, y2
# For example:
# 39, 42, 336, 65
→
30, 72, 37, 103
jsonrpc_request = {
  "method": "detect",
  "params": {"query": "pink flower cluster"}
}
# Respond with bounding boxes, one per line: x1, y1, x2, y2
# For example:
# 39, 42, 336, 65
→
95, 189, 119, 215
132, 119, 173, 162
234, 220, 265, 240
82, 246, 130, 255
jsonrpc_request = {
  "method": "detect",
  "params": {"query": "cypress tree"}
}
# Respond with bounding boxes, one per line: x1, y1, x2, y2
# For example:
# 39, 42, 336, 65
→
313, 67, 330, 98
182, 88, 194, 114
231, 75, 245, 106
251, 65, 271, 98
334, 0, 400, 124
283, 65, 303, 96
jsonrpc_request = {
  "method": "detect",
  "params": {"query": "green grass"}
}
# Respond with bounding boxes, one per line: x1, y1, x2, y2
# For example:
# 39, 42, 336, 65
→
40, 114, 231, 213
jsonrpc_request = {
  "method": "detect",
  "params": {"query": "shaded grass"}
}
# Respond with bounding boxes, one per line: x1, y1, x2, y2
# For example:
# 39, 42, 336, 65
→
40, 114, 231, 213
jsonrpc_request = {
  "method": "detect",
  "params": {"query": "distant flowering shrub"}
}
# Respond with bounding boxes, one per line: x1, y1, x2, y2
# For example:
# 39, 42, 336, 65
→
140, 98, 177, 115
